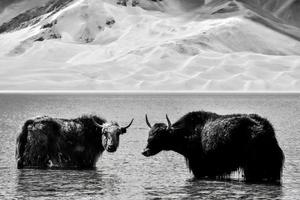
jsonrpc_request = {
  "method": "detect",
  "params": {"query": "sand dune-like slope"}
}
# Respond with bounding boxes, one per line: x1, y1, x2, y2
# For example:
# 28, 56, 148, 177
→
0, 0, 299, 91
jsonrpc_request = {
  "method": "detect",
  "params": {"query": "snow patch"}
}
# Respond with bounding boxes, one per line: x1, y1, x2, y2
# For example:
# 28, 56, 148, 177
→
0, 0, 300, 91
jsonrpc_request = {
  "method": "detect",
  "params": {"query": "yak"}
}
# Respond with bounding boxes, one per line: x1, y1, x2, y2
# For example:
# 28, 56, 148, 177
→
16, 115, 134, 169
142, 111, 284, 183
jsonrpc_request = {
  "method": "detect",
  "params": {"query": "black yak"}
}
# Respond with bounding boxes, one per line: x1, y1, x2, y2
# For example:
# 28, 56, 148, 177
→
16, 115, 134, 169
142, 111, 284, 183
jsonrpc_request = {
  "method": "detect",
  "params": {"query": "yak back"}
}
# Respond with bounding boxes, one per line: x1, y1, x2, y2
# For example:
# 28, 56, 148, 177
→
170, 111, 282, 180
171, 111, 219, 137
17, 115, 106, 168
171, 111, 275, 142
64, 115, 106, 147
200, 115, 260, 153
171, 111, 277, 159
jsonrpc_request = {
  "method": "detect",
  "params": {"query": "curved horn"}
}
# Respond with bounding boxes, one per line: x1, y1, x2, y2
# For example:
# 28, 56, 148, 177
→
123, 118, 134, 129
92, 117, 103, 128
120, 118, 134, 134
166, 114, 172, 129
145, 114, 152, 128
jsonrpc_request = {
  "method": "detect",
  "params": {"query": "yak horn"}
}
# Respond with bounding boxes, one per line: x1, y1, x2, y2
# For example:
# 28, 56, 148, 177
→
166, 114, 172, 129
123, 118, 134, 129
92, 117, 103, 128
145, 114, 152, 128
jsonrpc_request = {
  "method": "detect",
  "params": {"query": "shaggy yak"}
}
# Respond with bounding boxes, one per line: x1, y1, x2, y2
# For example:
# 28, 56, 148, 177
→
16, 115, 134, 169
142, 111, 284, 183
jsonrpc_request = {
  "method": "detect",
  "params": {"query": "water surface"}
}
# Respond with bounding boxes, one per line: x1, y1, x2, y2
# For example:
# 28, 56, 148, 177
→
0, 93, 299, 199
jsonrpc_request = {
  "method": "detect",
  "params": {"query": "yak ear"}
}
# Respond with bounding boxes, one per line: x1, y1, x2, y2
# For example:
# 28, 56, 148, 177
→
120, 118, 134, 134
120, 128, 127, 134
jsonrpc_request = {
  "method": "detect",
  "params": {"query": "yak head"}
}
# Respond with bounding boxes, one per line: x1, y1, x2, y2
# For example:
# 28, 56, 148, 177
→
142, 114, 173, 157
93, 118, 134, 153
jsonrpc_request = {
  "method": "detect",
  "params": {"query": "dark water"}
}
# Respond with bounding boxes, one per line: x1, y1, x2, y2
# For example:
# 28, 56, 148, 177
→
0, 93, 299, 199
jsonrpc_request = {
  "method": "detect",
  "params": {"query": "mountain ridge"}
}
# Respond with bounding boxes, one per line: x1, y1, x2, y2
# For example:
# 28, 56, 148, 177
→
0, 0, 300, 91
0, 0, 74, 34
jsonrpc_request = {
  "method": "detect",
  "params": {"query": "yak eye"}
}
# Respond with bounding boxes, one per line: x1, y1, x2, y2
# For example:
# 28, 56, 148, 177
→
103, 130, 108, 136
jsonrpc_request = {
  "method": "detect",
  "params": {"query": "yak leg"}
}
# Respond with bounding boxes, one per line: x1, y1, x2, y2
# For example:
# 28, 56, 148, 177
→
243, 139, 284, 183
22, 121, 55, 168
25, 130, 49, 168
186, 156, 210, 179
261, 141, 284, 182
16, 120, 35, 169
16, 132, 27, 169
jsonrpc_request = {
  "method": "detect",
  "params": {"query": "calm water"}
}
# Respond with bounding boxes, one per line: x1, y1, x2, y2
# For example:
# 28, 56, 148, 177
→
0, 93, 299, 199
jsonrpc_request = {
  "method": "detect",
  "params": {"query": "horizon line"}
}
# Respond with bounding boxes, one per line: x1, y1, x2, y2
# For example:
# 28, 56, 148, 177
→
0, 90, 299, 94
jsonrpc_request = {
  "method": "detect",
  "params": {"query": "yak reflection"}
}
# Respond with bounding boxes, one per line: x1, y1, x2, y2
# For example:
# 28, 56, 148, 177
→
15, 169, 122, 199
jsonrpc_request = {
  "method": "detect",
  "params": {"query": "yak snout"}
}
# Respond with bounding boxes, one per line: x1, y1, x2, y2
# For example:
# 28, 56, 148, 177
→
142, 148, 152, 157
106, 138, 117, 152
107, 145, 117, 153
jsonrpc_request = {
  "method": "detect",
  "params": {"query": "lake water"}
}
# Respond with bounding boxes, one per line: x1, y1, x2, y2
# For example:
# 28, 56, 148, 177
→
0, 93, 299, 199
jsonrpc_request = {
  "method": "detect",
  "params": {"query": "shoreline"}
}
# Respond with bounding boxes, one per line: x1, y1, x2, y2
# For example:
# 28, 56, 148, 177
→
0, 90, 299, 95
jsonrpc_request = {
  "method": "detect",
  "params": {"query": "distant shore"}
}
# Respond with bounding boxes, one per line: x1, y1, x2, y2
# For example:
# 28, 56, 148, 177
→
0, 90, 300, 95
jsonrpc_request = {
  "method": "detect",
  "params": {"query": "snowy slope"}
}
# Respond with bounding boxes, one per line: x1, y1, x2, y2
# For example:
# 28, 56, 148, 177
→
0, 0, 300, 91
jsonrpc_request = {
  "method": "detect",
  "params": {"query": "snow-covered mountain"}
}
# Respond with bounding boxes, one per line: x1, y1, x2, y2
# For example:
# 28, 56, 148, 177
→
0, 0, 300, 91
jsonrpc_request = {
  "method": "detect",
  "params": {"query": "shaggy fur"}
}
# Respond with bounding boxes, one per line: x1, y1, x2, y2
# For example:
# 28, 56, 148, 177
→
16, 115, 107, 169
143, 111, 284, 183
